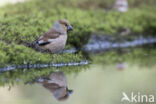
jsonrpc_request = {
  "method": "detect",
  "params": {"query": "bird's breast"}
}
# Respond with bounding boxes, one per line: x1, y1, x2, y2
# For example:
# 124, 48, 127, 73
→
42, 35, 67, 53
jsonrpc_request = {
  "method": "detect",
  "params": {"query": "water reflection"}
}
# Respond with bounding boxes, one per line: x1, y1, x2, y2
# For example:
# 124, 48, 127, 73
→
36, 72, 73, 101
0, 47, 156, 104
85, 35, 156, 53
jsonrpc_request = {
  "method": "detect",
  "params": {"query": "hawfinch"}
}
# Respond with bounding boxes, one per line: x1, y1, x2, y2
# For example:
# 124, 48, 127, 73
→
35, 19, 73, 53
38, 72, 73, 101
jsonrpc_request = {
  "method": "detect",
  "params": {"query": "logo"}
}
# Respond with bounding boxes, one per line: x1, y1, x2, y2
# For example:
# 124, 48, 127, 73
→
121, 92, 155, 103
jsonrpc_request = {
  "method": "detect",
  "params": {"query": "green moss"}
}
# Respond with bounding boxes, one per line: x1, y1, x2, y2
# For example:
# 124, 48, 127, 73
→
93, 48, 156, 67
0, 65, 89, 87
37, 0, 156, 9
0, 41, 84, 67
0, 40, 88, 86
0, 0, 155, 67
0, 0, 155, 47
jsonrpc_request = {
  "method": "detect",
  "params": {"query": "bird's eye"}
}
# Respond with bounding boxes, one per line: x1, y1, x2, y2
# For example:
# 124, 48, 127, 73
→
65, 24, 68, 27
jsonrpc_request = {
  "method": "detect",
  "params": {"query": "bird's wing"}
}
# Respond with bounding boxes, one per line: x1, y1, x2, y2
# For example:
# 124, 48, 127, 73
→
37, 29, 60, 46
42, 83, 62, 94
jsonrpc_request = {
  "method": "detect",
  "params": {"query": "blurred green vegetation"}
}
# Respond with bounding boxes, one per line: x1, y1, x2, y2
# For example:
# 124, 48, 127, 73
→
93, 47, 156, 67
0, 47, 155, 87
0, 41, 84, 67
0, 66, 88, 87
0, 0, 156, 67
0, 0, 155, 45
54, 0, 156, 9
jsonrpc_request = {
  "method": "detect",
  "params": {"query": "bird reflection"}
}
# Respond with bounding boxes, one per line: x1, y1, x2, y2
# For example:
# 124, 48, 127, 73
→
32, 72, 73, 101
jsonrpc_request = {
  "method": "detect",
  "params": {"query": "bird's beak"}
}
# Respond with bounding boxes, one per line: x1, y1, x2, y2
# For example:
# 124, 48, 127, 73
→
67, 25, 73, 32
66, 87, 73, 95
67, 90, 73, 95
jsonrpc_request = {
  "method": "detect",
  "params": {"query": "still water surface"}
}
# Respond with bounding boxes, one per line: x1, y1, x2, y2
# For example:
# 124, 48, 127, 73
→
0, 60, 156, 104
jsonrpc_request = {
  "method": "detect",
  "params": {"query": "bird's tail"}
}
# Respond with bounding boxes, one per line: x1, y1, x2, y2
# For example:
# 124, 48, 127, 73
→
26, 39, 50, 53
33, 40, 39, 49
25, 39, 39, 49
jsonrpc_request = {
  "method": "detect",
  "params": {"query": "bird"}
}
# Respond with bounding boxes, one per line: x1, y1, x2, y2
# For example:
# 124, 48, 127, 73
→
34, 19, 73, 53
37, 72, 73, 101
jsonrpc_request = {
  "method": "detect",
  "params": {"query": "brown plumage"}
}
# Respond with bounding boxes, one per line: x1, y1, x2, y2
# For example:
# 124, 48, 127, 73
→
35, 19, 73, 53
38, 72, 73, 101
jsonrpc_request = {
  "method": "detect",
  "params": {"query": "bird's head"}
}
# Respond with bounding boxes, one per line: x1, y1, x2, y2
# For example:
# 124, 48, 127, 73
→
53, 19, 73, 34
66, 87, 73, 96
53, 87, 73, 101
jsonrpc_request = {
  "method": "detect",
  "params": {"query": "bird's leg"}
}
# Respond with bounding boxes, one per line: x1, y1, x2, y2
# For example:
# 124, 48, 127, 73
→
34, 44, 39, 49
58, 50, 64, 54
46, 49, 53, 54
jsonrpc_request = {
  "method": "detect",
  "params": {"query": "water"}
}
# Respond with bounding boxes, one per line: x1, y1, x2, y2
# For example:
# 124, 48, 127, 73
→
0, 63, 156, 104
84, 35, 156, 53
0, 47, 155, 104
0, 61, 89, 72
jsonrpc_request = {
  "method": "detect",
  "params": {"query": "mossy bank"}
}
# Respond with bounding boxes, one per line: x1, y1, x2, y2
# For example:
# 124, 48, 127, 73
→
0, 0, 156, 67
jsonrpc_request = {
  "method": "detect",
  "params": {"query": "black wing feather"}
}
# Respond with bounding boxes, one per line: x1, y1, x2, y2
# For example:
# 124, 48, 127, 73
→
38, 41, 51, 46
